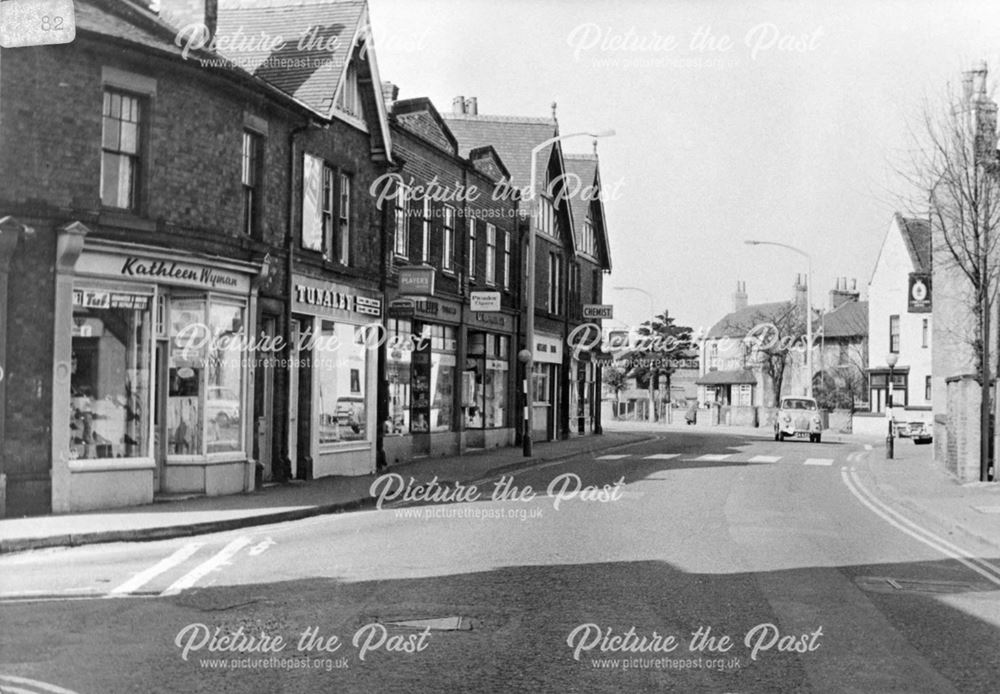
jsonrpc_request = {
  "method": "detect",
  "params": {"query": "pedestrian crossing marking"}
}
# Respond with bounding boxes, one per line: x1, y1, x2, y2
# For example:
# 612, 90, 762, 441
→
643, 453, 680, 460
748, 455, 782, 463
107, 542, 205, 597
160, 536, 252, 597
596, 454, 630, 460
694, 454, 731, 461
804, 458, 834, 466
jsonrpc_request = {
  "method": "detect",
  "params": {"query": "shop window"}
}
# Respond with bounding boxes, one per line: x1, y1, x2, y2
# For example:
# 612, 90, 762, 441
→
384, 319, 413, 435
70, 289, 152, 460
166, 297, 246, 456
465, 333, 509, 429
241, 130, 263, 237
421, 324, 456, 432
316, 320, 368, 444
101, 89, 143, 210
532, 363, 549, 403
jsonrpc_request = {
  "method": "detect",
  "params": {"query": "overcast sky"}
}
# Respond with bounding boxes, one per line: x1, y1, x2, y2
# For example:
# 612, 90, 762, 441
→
368, 0, 1000, 332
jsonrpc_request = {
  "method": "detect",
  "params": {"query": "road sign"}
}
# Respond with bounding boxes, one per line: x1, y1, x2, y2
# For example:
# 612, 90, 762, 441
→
583, 304, 613, 319
470, 290, 501, 312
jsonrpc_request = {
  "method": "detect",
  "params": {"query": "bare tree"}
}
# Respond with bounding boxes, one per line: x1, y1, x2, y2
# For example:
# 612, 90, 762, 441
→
743, 303, 809, 407
904, 64, 1000, 481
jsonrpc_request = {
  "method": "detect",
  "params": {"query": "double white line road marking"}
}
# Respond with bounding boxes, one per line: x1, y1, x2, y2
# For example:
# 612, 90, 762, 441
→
107, 536, 259, 598
841, 467, 1000, 588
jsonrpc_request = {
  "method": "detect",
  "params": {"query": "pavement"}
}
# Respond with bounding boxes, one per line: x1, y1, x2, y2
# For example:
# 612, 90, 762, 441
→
863, 434, 1000, 552
0, 431, 658, 554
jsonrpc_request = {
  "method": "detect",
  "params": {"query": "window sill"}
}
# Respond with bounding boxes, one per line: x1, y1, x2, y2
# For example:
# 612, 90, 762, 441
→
68, 457, 155, 473
99, 210, 156, 232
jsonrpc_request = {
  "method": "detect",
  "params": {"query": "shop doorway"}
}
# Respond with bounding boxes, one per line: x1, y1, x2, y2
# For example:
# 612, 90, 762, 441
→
287, 318, 300, 479
153, 340, 168, 492
255, 316, 276, 482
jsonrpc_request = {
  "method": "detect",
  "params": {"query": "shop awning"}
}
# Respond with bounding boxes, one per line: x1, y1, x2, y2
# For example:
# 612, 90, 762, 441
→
695, 369, 756, 386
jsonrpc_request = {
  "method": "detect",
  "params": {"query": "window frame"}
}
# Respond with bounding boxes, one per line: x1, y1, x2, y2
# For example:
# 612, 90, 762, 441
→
421, 198, 431, 263
394, 182, 409, 259
241, 129, 263, 237
889, 314, 900, 353
442, 205, 456, 271
467, 218, 477, 280
337, 171, 351, 265
922, 317, 929, 348
485, 223, 497, 285
101, 87, 145, 211
503, 230, 511, 290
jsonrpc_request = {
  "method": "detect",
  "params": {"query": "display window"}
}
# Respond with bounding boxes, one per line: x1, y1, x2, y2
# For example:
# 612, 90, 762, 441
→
464, 332, 509, 429
384, 318, 413, 435
167, 295, 246, 456
316, 320, 368, 444
70, 287, 153, 460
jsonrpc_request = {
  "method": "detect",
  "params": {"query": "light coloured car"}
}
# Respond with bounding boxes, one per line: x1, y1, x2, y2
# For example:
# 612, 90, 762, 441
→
774, 396, 823, 443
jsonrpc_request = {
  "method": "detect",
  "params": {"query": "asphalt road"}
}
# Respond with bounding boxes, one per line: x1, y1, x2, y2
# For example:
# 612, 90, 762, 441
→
2, 429, 999, 693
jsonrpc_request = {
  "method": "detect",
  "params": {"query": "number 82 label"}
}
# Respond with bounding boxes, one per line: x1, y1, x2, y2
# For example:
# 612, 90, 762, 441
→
0, 0, 76, 48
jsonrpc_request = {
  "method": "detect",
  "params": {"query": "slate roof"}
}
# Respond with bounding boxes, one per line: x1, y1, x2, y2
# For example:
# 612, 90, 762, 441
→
443, 113, 558, 187
706, 301, 796, 339
391, 98, 459, 156
215, 0, 364, 115
695, 369, 757, 385
821, 300, 868, 339
78, 0, 201, 59
896, 213, 931, 273
563, 154, 597, 245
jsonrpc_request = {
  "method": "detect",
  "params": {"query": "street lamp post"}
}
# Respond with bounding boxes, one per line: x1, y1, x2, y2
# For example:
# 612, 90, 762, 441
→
523, 128, 615, 457
744, 240, 814, 397
886, 352, 898, 459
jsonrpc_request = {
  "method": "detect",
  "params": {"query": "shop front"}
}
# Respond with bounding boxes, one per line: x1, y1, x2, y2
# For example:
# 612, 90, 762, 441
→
569, 351, 597, 435
288, 275, 382, 479
462, 308, 516, 449
57, 237, 261, 511
532, 332, 563, 442
383, 296, 462, 463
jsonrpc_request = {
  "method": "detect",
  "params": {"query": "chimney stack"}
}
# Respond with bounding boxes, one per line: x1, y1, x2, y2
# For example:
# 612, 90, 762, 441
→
793, 274, 808, 308
158, 0, 218, 38
381, 81, 399, 112
465, 97, 478, 116
829, 276, 860, 310
452, 96, 466, 115
732, 281, 748, 312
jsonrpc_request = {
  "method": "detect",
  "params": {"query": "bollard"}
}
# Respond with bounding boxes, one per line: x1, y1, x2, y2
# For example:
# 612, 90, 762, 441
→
885, 434, 894, 459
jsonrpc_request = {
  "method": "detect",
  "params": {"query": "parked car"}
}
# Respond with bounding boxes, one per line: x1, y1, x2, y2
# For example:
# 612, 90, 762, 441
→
774, 396, 823, 443
904, 419, 933, 444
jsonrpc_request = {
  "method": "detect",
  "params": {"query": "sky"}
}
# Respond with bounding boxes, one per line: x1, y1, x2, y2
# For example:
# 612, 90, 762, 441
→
367, 0, 1000, 334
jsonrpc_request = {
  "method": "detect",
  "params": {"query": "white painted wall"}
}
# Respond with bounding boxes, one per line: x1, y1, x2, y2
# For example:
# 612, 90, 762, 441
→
868, 216, 933, 412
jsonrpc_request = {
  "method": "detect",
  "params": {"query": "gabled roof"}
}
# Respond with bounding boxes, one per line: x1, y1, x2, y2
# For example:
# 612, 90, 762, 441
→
443, 112, 558, 187
706, 301, 794, 339
897, 213, 932, 273
79, 0, 218, 61
391, 98, 459, 155
213, 0, 393, 157
468, 146, 511, 183
821, 300, 868, 338
563, 153, 611, 270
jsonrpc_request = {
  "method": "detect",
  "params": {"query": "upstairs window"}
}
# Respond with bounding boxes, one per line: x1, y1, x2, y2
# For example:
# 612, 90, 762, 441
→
394, 183, 409, 258
241, 130, 263, 237
540, 197, 556, 236
582, 216, 597, 256
421, 199, 431, 262
336, 60, 362, 119
101, 89, 143, 209
548, 252, 563, 313
889, 315, 900, 353
337, 172, 351, 265
443, 205, 455, 271
503, 231, 511, 290
468, 218, 477, 280
485, 223, 497, 284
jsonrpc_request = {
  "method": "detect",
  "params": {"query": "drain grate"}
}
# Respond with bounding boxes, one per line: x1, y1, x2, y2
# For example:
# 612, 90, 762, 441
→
856, 576, 987, 594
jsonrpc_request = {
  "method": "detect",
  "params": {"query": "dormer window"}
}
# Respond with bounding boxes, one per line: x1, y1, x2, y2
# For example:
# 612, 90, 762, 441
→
336, 60, 363, 119
540, 197, 556, 237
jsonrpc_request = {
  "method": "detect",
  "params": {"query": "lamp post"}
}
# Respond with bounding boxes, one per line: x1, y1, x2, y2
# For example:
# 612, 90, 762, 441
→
744, 240, 814, 397
522, 128, 615, 457
886, 352, 899, 459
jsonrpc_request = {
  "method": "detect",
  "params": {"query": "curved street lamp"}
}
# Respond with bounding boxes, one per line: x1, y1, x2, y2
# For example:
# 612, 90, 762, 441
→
522, 129, 616, 456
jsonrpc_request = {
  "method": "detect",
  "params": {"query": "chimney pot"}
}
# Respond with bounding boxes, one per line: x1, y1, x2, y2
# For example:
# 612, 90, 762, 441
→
453, 96, 466, 115
465, 97, 478, 115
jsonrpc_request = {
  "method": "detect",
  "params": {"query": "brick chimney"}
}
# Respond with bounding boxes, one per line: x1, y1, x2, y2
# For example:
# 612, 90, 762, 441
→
452, 96, 466, 115
829, 277, 860, 310
732, 280, 748, 312
158, 0, 218, 37
381, 81, 399, 112
793, 274, 808, 308
964, 61, 998, 164
465, 97, 478, 115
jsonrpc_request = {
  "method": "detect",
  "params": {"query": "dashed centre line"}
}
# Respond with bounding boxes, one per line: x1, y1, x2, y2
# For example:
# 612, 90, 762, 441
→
595, 454, 630, 460
643, 453, 680, 460
693, 454, 732, 461
804, 458, 835, 466
748, 455, 782, 463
